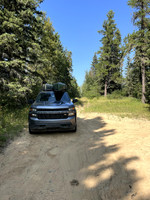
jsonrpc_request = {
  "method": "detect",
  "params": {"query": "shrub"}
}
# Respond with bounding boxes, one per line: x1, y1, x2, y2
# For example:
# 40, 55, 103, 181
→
107, 90, 125, 99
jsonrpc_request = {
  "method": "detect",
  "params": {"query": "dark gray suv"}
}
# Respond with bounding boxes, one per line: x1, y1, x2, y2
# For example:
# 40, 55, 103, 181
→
28, 89, 77, 134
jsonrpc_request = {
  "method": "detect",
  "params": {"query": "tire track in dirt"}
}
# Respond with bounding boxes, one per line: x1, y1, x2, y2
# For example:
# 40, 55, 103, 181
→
0, 111, 150, 200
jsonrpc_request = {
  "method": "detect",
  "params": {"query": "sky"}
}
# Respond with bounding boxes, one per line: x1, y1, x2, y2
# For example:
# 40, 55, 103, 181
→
40, 0, 135, 86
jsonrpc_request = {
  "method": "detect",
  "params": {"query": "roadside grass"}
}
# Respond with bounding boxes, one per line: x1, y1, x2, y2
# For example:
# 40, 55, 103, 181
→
80, 97, 150, 120
0, 96, 149, 148
75, 98, 88, 106
0, 106, 29, 148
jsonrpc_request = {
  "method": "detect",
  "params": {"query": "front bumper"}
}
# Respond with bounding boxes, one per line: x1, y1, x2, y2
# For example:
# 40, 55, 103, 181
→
29, 116, 76, 132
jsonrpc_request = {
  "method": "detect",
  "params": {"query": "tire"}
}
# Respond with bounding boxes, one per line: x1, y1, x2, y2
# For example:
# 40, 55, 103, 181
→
29, 126, 34, 134
72, 116, 77, 132
72, 125, 77, 132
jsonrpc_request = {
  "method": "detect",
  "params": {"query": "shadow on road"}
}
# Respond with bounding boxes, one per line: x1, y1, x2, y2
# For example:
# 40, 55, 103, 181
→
28, 114, 149, 200
75, 115, 146, 200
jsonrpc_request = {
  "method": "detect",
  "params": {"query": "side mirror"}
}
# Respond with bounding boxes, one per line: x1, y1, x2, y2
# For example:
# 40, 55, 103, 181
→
73, 99, 78, 103
28, 99, 34, 104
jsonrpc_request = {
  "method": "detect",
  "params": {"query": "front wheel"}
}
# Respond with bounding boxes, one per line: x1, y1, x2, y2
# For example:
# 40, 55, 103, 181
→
29, 126, 34, 134
72, 125, 77, 132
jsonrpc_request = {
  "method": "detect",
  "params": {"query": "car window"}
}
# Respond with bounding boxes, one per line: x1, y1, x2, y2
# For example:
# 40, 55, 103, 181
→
36, 92, 56, 102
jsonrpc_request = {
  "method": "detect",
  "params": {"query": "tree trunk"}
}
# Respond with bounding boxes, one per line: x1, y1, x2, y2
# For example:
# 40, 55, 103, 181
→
104, 80, 107, 97
141, 61, 146, 103
141, 1, 146, 104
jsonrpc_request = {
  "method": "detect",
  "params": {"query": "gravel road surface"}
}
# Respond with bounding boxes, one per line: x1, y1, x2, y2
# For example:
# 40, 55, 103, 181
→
0, 110, 150, 200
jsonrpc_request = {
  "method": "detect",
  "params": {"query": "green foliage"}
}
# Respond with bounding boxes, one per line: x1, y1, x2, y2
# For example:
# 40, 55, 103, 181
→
0, 0, 44, 107
0, 2, 79, 107
0, 106, 28, 148
83, 4, 150, 104
96, 10, 123, 96
82, 11, 123, 99
40, 17, 73, 85
127, 0, 150, 103
107, 90, 126, 99
124, 56, 142, 99
146, 68, 150, 103
0, 1, 80, 143
68, 77, 81, 98
82, 53, 99, 98
83, 11, 123, 98
82, 87, 100, 99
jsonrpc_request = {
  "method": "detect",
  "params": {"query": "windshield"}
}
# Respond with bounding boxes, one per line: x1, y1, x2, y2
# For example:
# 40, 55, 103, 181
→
36, 91, 56, 103
35, 91, 71, 103
60, 92, 71, 103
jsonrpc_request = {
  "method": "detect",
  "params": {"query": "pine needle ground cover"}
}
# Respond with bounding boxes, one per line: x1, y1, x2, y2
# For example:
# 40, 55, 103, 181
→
82, 97, 150, 120
0, 107, 29, 148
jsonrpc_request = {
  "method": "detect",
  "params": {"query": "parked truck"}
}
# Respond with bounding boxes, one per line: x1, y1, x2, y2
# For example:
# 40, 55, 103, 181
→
28, 82, 77, 133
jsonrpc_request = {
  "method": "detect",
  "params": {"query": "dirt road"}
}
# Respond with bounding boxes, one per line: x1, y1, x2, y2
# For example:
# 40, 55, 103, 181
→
0, 110, 150, 200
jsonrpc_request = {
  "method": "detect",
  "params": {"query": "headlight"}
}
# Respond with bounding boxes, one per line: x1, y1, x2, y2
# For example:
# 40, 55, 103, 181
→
68, 107, 75, 116
30, 108, 37, 112
29, 108, 37, 117
69, 107, 75, 111
30, 113, 37, 117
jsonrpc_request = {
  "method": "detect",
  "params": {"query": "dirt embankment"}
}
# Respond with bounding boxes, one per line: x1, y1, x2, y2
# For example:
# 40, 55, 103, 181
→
0, 110, 150, 200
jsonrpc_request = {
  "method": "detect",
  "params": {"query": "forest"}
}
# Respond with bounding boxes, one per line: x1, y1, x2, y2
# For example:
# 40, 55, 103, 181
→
0, 0, 80, 108
1, 0, 150, 107
82, 0, 150, 104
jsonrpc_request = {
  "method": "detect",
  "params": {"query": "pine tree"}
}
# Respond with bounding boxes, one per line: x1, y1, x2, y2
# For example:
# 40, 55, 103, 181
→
0, 0, 44, 106
97, 10, 122, 96
40, 17, 73, 90
68, 77, 80, 98
128, 0, 150, 103
125, 57, 133, 96
82, 53, 99, 98
125, 56, 142, 98
0, 1, 78, 106
91, 53, 98, 77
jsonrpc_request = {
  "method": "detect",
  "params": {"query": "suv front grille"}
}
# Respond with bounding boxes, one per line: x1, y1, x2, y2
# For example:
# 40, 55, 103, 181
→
38, 113, 68, 119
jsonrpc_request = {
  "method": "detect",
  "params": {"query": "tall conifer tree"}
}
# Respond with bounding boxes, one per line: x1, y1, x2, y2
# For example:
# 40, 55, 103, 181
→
97, 10, 122, 96
128, 0, 150, 103
91, 53, 98, 77
41, 17, 73, 87
125, 56, 142, 98
0, 0, 44, 105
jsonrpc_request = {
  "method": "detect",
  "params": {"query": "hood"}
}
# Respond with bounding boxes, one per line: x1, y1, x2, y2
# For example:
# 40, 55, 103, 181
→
32, 101, 73, 109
